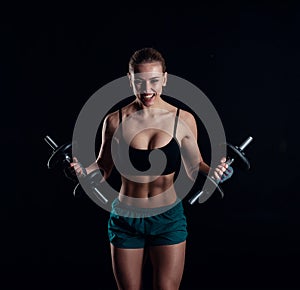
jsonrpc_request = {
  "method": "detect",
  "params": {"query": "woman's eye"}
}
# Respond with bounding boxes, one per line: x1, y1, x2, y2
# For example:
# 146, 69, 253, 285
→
134, 80, 143, 85
134, 79, 160, 86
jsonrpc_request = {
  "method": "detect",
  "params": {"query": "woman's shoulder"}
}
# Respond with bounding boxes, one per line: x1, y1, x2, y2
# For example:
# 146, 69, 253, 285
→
177, 107, 196, 123
162, 99, 194, 119
103, 102, 133, 128
103, 109, 119, 131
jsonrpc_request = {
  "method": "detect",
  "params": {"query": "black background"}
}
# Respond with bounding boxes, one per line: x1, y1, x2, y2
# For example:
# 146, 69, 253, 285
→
3, 1, 300, 289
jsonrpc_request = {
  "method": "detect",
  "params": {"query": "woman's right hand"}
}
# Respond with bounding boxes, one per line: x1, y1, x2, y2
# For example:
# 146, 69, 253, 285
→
70, 157, 87, 177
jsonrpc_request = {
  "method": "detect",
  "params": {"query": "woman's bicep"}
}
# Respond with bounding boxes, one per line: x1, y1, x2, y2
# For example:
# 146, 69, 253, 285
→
178, 111, 210, 180
96, 114, 117, 179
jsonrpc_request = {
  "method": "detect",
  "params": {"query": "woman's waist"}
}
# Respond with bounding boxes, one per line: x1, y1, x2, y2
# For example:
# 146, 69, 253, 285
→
120, 174, 174, 192
112, 193, 181, 218
118, 184, 177, 208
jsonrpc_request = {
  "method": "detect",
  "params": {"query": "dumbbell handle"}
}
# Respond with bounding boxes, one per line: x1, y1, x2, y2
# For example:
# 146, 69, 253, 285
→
73, 182, 108, 204
239, 136, 253, 151
44, 135, 59, 151
44, 135, 107, 204
44, 135, 87, 176
189, 136, 253, 205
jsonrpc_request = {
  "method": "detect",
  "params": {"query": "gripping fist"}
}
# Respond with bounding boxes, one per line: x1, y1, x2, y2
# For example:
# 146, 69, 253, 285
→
213, 157, 234, 183
70, 157, 87, 178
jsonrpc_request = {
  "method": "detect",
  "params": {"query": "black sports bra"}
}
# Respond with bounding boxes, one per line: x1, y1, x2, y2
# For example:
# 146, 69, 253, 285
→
116, 108, 181, 176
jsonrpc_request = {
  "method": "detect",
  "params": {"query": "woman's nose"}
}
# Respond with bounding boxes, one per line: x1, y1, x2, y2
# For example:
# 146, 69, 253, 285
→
142, 81, 152, 93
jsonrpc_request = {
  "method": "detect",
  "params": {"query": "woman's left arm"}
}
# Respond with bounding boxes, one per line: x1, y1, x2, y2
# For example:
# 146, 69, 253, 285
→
177, 110, 230, 182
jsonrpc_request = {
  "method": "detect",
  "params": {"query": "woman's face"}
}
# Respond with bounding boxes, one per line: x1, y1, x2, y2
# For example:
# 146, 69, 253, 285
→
128, 62, 167, 107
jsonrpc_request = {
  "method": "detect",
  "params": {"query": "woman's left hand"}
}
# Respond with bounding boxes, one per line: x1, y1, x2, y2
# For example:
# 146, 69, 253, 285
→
213, 157, 234, 183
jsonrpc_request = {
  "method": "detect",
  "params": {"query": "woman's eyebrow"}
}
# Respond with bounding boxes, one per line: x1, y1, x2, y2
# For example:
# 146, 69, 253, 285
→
135, 76, 161, 80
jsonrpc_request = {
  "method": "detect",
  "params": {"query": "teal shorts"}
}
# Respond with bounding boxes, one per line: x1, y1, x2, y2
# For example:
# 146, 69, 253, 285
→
108, 198, 188, 249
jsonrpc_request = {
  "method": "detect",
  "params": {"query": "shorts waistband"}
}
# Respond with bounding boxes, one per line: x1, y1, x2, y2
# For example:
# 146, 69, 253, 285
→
111, 197, 181, 218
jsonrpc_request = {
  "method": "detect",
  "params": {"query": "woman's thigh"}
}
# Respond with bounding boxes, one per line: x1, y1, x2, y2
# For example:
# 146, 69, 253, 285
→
110, 244, 147, 290
149, 241, 186, 290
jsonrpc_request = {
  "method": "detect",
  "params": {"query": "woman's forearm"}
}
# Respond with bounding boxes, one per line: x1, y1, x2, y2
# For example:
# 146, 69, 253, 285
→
199, 161, 210, 175
85, 161, 100, 175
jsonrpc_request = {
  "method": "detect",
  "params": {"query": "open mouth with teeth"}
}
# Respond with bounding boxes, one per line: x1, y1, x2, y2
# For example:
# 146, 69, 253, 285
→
141, 93, 156, 104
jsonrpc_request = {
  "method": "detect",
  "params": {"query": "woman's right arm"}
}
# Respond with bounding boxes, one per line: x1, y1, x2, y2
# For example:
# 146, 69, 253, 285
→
71, 112, 118, 180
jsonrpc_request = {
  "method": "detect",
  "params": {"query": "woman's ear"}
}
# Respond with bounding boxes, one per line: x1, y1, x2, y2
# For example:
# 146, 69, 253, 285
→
162, 72, 168, 86
127, 72, 132, 87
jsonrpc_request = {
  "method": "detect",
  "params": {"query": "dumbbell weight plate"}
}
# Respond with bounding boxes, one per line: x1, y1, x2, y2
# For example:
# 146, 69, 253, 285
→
225, 142, 250, 171
47, 142, 72, 169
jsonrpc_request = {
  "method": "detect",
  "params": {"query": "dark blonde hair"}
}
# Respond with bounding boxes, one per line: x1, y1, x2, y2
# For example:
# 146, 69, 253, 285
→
129, 47, 166, 73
